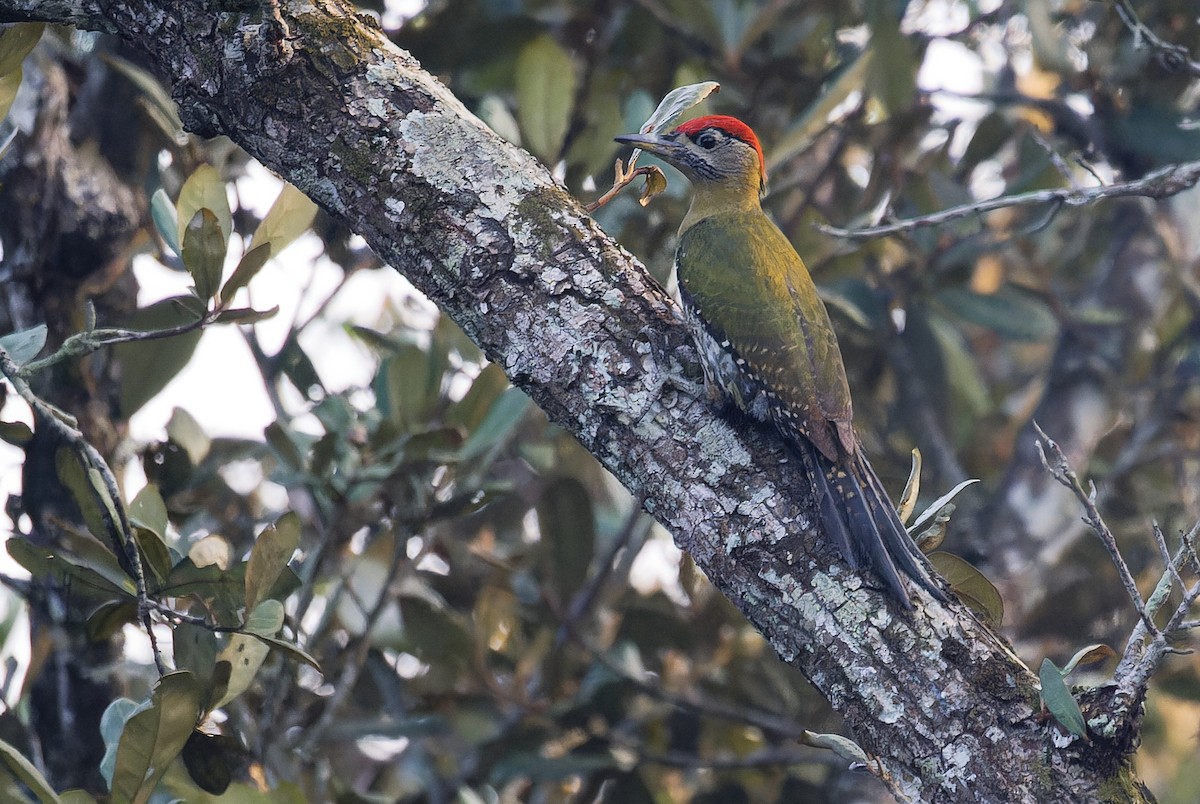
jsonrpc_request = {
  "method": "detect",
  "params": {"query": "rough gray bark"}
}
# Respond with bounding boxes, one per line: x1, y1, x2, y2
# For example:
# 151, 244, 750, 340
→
0, 2, 1151, 801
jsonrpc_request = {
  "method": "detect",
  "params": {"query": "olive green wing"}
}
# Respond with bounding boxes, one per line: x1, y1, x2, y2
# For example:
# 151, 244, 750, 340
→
676, 211, 854, 449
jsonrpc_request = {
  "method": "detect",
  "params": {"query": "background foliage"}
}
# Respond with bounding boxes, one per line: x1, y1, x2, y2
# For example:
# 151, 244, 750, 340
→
1, 0, 1199, 800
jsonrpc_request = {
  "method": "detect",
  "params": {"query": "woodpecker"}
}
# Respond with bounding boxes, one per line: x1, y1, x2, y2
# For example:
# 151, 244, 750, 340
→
616, 115, 945, 609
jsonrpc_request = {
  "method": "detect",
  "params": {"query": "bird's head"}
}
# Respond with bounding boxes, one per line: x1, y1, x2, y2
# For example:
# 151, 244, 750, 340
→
615, 115, 767, 196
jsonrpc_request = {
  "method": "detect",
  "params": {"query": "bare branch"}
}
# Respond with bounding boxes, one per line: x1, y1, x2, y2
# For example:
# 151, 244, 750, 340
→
819, 161, 1200, 240
0, 343, 161, 672
1111, 0, 1200, 78
1033, 423, 1156, 634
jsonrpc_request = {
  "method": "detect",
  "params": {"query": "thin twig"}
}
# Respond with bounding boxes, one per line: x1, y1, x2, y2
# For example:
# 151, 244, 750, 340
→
0, 344, 162, 672
819, 160, 1200, 240
1111, 0, 1200, 78
585, 160, 663, 213
1033, 422, 1156, 635
1152, 522, 1186, 594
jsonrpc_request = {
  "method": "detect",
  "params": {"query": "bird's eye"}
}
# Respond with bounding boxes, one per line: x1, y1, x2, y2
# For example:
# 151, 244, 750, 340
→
697, 132, 718, 149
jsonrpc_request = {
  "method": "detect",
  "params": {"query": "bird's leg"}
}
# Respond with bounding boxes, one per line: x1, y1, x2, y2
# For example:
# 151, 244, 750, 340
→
639, 324, 721, 403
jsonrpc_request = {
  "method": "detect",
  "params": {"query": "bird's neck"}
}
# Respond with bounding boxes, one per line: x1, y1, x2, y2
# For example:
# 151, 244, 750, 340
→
679, 180, 762, 235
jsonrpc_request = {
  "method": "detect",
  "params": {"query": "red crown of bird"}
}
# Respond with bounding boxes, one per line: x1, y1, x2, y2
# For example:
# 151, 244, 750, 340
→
674, 115, 767, 187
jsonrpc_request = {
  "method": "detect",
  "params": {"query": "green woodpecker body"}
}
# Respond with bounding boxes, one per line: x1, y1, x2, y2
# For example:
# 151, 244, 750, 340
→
616, 115, 944, 608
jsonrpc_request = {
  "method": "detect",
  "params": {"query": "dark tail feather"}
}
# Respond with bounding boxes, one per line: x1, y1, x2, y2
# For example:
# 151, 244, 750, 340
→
804, 444, 947, 607
852, 451, 949, 604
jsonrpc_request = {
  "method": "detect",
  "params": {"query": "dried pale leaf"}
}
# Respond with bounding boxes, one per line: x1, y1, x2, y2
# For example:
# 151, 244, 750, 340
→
908, 478, 979, 533
176, 165, 231, 247
800, 730, 869, 764
166, 407, 211, 465
1061, 644, 1117, 677
248, 183, 317, 255
189, 534, 232, 570
638, 166, 668, 206
913, 504, 951, 552
626, 81, 720, 171
639, 81, 721, 135
898, 448, 922, 525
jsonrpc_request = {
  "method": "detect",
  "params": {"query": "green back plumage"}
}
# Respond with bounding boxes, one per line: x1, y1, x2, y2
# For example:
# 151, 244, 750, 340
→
676, 209, 853, 460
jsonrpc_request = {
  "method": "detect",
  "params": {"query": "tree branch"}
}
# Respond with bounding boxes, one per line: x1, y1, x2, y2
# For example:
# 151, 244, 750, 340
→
818, 161, 1200, 240
0, 1, 1153, 799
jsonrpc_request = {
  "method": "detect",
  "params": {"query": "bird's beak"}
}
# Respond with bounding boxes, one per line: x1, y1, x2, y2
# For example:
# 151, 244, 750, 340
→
614, 131, 685, 163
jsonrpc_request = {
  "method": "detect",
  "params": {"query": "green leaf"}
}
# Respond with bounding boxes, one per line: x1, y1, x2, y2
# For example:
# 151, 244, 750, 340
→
98, 698, 141, 790
213, 601, 283, 709
0, 323, 47, 366
244, 599, 285, 635
248, 183, 318, 255
0, 736, 60, 804
59, 524, 137, 597
936, 286, 1059, 342
182, 208, 227, 302
181, 731, 240, 796
928, 552, 1003, 628
111, 672, 203, 804
100, 52, 183, 139
770, 51, 871, 170
213, 305, 279, 325
376, 341, 440, 431
457, 386, 529, 461
133, 526, 171, 587
150, 188, 180, 255
514, 35, 577, 162
0, 420, 33, 447
925, 311, 991, 415
0, 68, 21, 122
245, 512, 300, 613
536, 478, 595, 604
7, 537, 129, 600
1039, 658, 1088, 739
176, 165, 231, 248
865, 0, 916, 116
128, 484, 168, 541
0, 23, 43, 75
246, 632, 322, 673
114, 295, 206, 416
447, 363, 509, 432
53, 447, 131, 581
87, 600, 137, 642
220, 242, 273, 305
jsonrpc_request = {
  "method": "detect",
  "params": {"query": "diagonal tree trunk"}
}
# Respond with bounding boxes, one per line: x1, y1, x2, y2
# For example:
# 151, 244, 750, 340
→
0, 1, 1152, 800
